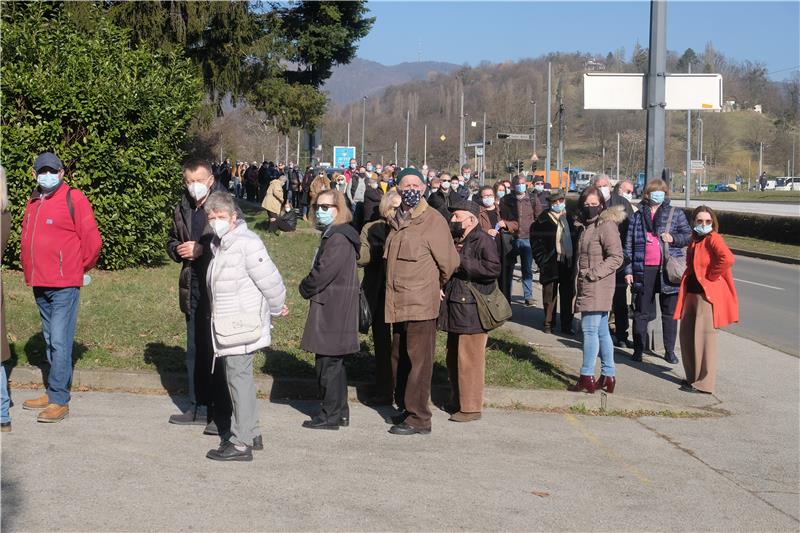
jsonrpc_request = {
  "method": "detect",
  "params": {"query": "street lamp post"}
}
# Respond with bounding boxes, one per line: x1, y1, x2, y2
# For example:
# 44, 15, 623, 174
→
531, 100, 537, 153
361, 96, 367, 162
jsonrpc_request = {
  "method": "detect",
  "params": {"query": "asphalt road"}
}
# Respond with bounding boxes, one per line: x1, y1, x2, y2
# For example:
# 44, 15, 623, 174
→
669, 199, 800, 217
727, 255, 800, 356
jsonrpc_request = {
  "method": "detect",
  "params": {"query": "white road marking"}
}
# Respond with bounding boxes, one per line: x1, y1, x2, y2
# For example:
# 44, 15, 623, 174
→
733, 278, 784, 291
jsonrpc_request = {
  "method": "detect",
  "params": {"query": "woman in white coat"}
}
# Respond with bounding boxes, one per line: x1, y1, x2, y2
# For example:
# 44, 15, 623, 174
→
203, 192, 288, 462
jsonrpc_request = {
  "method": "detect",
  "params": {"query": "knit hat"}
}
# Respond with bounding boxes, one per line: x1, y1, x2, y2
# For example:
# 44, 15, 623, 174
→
396, 167, 424, 183
448, 196, 481, 218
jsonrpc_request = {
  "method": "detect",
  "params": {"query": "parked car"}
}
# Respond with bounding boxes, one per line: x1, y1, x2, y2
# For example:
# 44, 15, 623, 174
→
774, 177, 800, 191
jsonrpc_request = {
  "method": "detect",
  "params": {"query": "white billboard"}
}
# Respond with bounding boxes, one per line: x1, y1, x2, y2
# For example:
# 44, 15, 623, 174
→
583, 73, 722, 111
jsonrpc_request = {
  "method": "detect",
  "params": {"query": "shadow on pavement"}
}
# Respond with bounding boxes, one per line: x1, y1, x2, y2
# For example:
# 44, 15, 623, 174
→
143, 342, 190, 411
7, 333, 88, 396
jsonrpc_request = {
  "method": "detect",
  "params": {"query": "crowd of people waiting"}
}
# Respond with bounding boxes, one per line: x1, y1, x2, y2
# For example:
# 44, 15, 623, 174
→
0, 152, 739, 465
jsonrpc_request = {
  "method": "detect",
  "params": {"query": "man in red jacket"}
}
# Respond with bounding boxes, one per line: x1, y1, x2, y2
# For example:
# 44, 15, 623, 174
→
19, 152, 102, 423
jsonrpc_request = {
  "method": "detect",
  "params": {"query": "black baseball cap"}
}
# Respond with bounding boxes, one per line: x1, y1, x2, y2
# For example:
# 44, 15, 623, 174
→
33, 152, 63, 172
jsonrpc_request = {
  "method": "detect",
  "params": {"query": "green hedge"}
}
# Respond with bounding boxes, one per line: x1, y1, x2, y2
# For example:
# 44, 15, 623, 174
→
1, 6, 202, 270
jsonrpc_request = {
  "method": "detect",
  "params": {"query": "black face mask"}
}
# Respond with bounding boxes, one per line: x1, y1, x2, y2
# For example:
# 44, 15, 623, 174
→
449, 221, 465, 241
581, 205, 603, 221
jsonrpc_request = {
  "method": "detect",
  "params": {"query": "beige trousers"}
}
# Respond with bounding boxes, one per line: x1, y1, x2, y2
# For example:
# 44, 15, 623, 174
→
446, 332, 489, 413
679, 293, 718, 393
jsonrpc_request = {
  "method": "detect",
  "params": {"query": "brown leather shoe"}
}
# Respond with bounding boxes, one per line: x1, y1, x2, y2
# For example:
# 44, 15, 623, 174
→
37, 404, 69, 423
448, 411, 482, 422
23, 394, 50, 410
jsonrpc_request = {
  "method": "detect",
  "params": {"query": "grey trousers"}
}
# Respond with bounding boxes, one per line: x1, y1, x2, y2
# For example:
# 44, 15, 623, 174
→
224, 353, 260, 447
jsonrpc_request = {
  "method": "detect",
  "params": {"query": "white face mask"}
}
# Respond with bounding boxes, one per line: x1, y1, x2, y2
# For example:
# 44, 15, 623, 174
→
369, 182, 379, 189
598, 186, 611, 201
188, 182, 209, 201
622, 192, 633, 202
482, 196, 495, 207
441, 181, 452, 190
210, 219, 230, 238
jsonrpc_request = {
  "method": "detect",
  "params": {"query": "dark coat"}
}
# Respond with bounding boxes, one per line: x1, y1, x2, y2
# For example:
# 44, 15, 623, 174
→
607, 193, 635, 261
427, 189, 455, 219
357, 219, 390, 315
167, 186, 219, 315
362, 186, 384, 224
438, 227, 501, 334
299, 224, 361, 355
530, 211, 577, 285
498, 193, 534, 235
624, 199, 692, 296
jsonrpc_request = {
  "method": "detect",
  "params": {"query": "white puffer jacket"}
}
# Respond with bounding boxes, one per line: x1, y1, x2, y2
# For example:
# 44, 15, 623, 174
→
207, 220, 286, 357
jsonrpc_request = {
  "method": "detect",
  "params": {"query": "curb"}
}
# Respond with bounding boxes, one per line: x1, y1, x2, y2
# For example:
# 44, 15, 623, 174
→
7, 365, 718, 417
729, 248, 800, 265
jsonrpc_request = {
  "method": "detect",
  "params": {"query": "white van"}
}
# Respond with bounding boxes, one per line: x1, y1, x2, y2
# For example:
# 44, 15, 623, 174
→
575, 171, 596, 192
774, 177, 800, 191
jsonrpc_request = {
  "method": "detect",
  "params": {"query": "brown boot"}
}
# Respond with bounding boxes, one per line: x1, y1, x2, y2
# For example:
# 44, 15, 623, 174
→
448, 411, 482, 422
37, 404, 69, 423
22, 394, 49, 410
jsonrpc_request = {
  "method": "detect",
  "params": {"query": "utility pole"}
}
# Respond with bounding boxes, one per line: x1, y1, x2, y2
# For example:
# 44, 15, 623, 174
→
459, 89, 465, 168
644, 0, 667, 182
616, 132, 620, 183
284, 134, 289, 165
686, 108, 692, 203
602, 147, 606, 175
545, 62, 552, 183
296, 130, 300, 165
758, 141, 763, 177
697, 117, 704, 161
404, 109, 410, 168
361, 96, 367, 162
394, 141, 398, 164
347, 122, 350, 147
482, 111, 487, 184
557, 96, 565, 188
424, 124, 428, 166
531, 100, 537, 153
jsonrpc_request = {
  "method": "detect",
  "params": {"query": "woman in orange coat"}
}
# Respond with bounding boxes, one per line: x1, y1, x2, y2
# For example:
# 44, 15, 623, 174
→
673, 206, 738, 394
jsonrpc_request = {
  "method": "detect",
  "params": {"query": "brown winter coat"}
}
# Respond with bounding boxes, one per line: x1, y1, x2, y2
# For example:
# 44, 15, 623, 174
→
574, 206, 625, 313
262, 179, 284, 214
383, 198, 460, 323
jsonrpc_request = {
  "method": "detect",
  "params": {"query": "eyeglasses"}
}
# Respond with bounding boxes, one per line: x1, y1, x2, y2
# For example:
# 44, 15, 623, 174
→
313, 203, 335, 211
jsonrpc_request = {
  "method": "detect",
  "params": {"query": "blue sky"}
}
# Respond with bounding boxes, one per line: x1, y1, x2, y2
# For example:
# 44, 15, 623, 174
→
357, 1, 800, 80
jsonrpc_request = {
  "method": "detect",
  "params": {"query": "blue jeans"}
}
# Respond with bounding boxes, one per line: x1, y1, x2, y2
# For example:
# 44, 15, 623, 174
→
580, 312, 615, 377
514, 238, 534, 300
34, 287, 80, 405
1, 363, 10, 424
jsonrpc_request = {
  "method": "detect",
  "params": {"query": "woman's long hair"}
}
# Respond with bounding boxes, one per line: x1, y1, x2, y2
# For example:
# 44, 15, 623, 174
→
311, 189, 352, 226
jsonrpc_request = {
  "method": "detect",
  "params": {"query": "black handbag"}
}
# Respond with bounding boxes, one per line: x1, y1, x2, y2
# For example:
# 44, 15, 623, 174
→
358, 288, 372, 334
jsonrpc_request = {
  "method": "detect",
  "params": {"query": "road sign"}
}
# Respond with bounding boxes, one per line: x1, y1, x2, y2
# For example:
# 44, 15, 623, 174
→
465, 142, 484, 147
497, 133, 535, 141
584, 73, 723, 111
440, 134, 447, 142
691, 159, 705, 170
333, 146, 356, 168
475, 147, 485, 156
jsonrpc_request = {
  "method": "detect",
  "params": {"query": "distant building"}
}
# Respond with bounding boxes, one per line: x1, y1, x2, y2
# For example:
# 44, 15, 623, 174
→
584, 59, 606, 72
753, 104, 763, 114
722, 99, 736, 113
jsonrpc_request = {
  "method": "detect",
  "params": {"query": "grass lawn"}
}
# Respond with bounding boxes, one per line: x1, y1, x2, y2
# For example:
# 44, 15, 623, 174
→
721, 234, 800, 260
3, 200, 571, 390
691, 191, 800, 203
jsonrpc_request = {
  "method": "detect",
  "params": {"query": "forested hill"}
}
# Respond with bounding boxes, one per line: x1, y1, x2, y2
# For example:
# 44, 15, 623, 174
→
321, 47, 799, 180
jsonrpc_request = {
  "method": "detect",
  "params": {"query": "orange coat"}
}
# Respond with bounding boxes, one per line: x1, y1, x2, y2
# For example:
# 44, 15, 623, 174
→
673, 231, 738, 328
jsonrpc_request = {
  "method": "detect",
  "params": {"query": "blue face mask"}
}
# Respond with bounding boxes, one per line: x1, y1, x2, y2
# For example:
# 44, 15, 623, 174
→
316, 208, 334, 227
366, 165, 373, 172
497, 190, 506, 199
693, 224, 713, 236
515, 184, 527, 194
37, 172, 60, 190
650, 191, 665, 204
551, 203, 566, 213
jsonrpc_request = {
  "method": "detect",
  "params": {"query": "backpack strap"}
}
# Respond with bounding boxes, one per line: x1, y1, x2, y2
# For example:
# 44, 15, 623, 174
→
65, 187, 75, 225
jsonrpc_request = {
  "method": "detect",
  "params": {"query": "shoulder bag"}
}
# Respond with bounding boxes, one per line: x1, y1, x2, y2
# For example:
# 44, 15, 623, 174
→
661, 207, 686, 284
467, 280, 512, 331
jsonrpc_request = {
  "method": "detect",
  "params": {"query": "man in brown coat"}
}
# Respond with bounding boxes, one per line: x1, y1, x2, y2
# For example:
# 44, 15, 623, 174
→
384, 168, 459, 435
